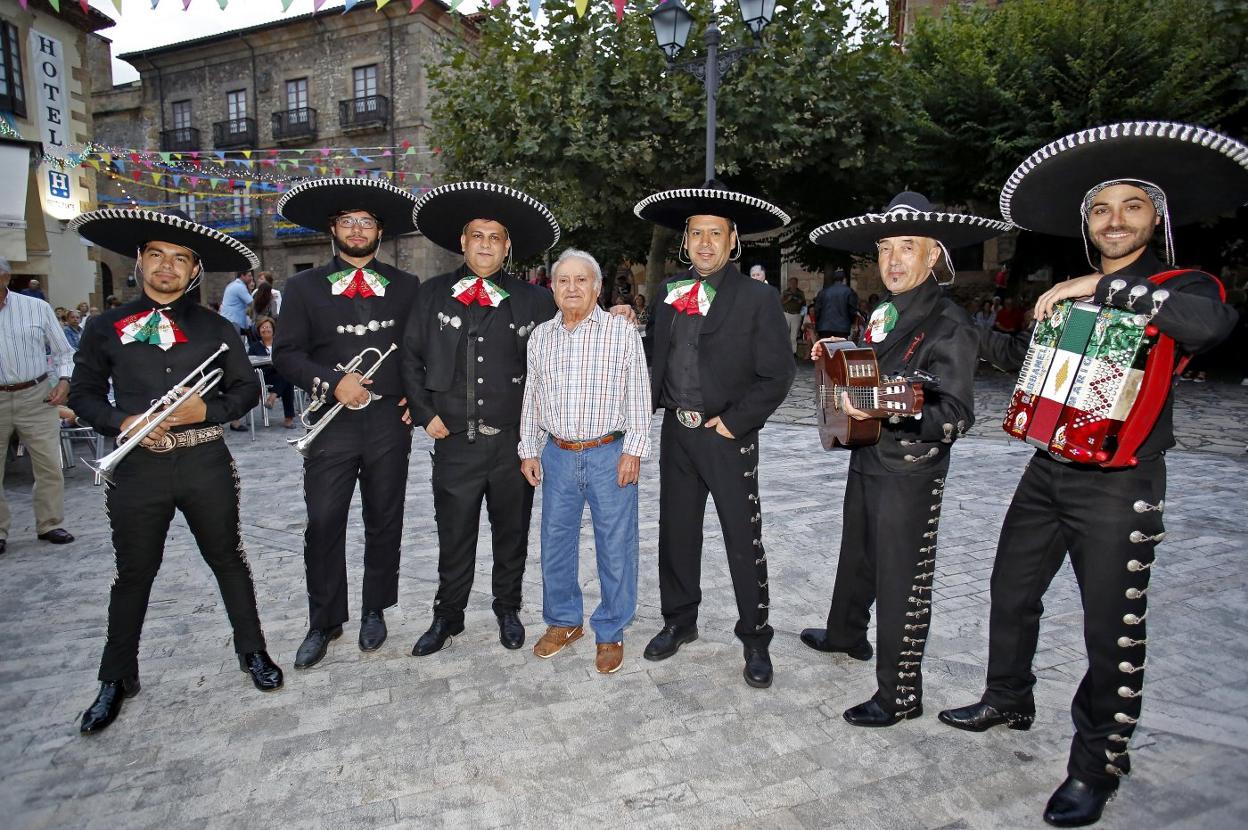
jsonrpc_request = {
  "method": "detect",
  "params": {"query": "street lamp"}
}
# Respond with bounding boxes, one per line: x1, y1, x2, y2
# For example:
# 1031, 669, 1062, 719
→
649, 0, 779, 184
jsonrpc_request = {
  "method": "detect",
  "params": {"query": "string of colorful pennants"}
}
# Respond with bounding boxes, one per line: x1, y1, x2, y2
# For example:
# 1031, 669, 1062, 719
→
19, 0, 631, 22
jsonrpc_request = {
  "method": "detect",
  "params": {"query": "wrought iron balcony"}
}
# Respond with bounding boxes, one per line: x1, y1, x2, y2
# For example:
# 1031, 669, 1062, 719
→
272, 107, 317, 142
339, 95, 389, 130
213, 117, 257, 149
159, 127, 200, 152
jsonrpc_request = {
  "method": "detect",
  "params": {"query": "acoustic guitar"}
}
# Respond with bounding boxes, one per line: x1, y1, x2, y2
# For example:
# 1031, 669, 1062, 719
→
815, 341, 927, 450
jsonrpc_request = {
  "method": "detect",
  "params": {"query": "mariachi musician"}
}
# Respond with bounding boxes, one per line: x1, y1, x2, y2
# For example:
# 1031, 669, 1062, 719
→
69, 208, 282, 734
939, 123, 1243, 827
632, 182, 794, 688
273, 178, 420, 669
799, 192, 1008, 726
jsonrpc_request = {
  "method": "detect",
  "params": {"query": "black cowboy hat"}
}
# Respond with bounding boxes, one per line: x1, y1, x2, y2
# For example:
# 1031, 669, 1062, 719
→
277, 177, 419, 236
1000, 121, 1248, 237
70, 208, 259, 271
412, 181, 560, 261
809, 192, 1011, 253
634, 181, 790, 235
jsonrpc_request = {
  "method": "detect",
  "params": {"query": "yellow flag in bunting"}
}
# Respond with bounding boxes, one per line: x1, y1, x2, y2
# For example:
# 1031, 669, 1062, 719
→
574, 0, 588, 17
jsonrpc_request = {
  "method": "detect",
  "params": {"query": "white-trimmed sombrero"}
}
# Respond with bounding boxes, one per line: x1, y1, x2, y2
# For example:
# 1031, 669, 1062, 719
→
634, 181, 790, 234
70, 208, 259, 271
412, 181, 560, 261
277, 177, 419, 236
1000, 121, 1248, 237
809, 192, 1011, 253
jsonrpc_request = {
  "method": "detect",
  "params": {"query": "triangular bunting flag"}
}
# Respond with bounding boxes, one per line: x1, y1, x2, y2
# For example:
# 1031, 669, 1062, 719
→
574, 0, 588, 17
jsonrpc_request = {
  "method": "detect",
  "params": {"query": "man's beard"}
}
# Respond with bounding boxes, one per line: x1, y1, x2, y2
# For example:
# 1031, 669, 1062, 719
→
1092, 224, 1153, 262
334, 234, 381, 258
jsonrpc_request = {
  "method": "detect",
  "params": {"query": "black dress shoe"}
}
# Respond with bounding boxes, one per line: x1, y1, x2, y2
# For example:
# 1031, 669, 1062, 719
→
938, 701, 1034, 732
1043, 776, 1116, 827
294, 625, 342, 669
799, 628, 872, 660
843, 698, 923, 727
38, 528, 74, 544
496, 610, 525, 650
643, 624, 699, 661
412, 617, 464, 656
80, 676, 140, 734
0, 539, 6, 555
238, 651, 284, 691
743, 648, 773, 689
359, 610, 387, 652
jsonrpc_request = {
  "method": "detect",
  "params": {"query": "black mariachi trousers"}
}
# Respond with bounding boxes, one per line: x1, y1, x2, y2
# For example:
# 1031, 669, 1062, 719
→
981, 452, 1164, 789
99, 439, 265, 681
428, 426, 533, 626
302, 399, 412, 631
823, 465, 947, 715
657, 412, 773, 649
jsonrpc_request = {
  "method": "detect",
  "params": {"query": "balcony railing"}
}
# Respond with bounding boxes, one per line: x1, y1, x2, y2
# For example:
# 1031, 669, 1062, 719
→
339, 95, 389, 130
272, 107, 317, 142
159, 127, 200, 152
213, 117, 257, 149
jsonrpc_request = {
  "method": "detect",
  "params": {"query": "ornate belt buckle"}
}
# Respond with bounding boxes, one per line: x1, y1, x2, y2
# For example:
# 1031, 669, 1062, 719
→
477, 423, 502, 436
676, 409, 704, 428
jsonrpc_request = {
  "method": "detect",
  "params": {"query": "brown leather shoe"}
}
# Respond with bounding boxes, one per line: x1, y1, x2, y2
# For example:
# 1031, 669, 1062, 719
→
596, 642, 624, 674
533, 624, 583, 658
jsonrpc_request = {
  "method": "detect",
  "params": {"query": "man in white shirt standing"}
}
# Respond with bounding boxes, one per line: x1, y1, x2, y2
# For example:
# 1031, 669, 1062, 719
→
519, 249, 652, 674
0, 256, 76, 555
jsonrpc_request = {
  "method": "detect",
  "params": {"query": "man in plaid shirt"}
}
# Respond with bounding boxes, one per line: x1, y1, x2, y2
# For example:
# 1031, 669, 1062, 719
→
519, 249, 653, 674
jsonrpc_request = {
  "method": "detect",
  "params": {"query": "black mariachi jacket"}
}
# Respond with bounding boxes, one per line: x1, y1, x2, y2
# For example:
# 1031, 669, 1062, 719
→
850, 275, 978, 476
401, 266, 557, 433
272, 256, 419, 402
648, 263, 795, 437
69, 289, 259, 437
979, 249, 1237, 460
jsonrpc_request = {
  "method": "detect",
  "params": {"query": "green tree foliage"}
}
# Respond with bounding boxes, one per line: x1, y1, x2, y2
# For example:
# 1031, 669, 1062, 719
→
902, 0, 1248, 211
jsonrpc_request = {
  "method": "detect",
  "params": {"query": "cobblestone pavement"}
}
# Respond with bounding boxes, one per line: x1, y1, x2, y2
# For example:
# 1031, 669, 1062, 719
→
2, 371, 1246, 829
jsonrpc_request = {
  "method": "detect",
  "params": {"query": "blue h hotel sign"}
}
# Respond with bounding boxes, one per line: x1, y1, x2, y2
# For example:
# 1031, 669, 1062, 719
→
29, 28, 77, 219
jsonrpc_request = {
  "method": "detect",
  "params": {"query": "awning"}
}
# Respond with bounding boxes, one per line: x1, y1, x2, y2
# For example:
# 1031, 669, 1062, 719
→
0, 138, 39, 262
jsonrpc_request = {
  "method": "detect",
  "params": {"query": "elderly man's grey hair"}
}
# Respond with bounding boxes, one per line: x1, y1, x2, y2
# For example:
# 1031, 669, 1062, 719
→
0, 255, 10, 274
551, 248, 603, 291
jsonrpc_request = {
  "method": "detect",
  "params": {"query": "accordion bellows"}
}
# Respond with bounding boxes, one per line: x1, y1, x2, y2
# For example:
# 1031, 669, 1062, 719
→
1003, 300, 1169, 467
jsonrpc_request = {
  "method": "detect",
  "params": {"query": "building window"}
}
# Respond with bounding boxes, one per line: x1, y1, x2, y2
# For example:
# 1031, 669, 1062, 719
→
285, 78, 309, 114
294, 262, 313, 274
0, 22, 27, 117
177, 193, 197, 221
172, 100, 192, 130
232, 186, 250, 221
227, 89, 248, 121
353, 65, 378, 100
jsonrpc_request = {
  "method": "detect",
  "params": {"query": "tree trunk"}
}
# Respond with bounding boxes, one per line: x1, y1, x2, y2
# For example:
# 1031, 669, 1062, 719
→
645, 225, 676, 303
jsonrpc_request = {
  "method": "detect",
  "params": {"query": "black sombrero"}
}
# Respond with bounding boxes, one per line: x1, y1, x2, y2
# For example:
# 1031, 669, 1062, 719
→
1000, 121, 1248, 237
277, 177, 419, 235
70, 208, 259, 271
809, 192, 1011, 253
412, 181, 560, 261
633, 181, 790, 235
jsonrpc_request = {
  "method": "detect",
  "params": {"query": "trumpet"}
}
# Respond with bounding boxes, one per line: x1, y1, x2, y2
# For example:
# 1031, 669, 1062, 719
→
289, 343, 398, 458
84, 342, 230, 486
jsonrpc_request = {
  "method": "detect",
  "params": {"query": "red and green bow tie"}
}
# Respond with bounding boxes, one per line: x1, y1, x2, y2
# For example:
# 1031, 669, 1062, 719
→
452, 276, 509, 307
327, 267, 389, 298
664, 278, 716, 316
114, 309, 187, 350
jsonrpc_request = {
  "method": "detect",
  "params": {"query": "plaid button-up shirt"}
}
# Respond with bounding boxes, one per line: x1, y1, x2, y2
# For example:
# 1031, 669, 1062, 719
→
519, 304, 652, 459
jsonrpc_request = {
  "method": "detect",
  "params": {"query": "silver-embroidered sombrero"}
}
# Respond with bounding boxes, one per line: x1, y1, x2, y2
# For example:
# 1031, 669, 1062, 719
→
634, 181, 790, 234
1000, 121, 1248, 237
809, 191, 1011, 252
70, 208, 259, 271
278, 177, 419, 235
412, 181, 560, 261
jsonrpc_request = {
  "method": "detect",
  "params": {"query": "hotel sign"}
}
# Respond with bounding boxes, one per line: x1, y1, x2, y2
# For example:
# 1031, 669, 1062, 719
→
28, 28, 77, 219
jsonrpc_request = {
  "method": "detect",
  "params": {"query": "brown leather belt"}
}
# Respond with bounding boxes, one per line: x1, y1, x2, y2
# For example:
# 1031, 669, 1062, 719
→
0, 373, 48, 392
551, 431, 624, 452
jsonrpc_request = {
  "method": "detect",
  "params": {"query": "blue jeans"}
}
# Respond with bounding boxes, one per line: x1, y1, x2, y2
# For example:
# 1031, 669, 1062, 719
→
539, 439, 639, 644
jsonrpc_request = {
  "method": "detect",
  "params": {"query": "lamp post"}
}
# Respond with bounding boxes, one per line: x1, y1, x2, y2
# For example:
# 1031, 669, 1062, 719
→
649, 0, 777, 184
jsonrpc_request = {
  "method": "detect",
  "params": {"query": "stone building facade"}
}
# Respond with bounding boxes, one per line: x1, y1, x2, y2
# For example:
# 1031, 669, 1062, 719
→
0, 1, 111, 309
92, 3, 473, 308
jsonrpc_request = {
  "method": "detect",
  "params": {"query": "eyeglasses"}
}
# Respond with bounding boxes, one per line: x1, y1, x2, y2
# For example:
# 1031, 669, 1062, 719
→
334, 217, 379, 229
